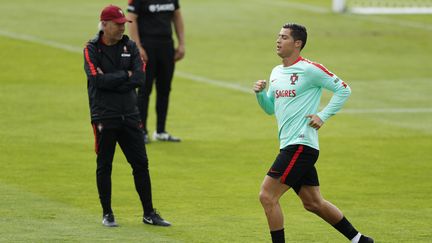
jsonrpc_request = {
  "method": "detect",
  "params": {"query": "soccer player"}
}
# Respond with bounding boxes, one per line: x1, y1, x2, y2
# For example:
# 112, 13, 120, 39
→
254, 23, 374, 243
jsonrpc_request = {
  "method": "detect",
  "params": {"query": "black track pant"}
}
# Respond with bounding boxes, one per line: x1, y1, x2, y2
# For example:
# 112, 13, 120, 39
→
92, 121, 153, 215
137, 43, 175, 134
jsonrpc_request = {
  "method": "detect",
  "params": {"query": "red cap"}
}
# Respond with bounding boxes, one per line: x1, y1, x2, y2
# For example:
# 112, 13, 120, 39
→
100, 5, 131, 24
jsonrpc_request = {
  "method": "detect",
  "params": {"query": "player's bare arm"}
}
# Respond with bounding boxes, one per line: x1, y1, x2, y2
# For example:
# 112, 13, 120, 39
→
127, 12, 148, 63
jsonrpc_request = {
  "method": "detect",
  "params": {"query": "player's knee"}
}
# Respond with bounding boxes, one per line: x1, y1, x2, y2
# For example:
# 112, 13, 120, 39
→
258, 191, 266, 204
259, 190, 275, 208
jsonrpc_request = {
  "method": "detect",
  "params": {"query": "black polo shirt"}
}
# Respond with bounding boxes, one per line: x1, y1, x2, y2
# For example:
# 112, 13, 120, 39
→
128, 0, 180, 46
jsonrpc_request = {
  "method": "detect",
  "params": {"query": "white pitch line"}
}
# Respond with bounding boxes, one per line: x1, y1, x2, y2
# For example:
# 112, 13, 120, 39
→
254, 0, 432, 32
348, 15, 432, 32
343, 108, 432, 114
0, 30, 82, 53
175, 71, 252, 93
0, 29, 431, 114
0, 29, 253, 93
261, 1, 330, 14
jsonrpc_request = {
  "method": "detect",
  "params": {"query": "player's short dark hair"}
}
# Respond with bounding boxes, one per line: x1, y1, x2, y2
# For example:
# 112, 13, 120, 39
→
283, 23, 307, 50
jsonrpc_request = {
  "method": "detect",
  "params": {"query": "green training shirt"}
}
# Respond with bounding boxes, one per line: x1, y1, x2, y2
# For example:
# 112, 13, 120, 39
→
256, 56, 351, 150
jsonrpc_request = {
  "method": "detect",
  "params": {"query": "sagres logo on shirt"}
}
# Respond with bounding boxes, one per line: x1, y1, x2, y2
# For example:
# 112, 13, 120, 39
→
275, 89, 296, 98
149, 3, 175, 12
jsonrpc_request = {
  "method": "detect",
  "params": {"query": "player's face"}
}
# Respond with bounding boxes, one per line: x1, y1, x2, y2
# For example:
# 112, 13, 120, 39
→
276, 28, 299, 58
103, 21, 125, 43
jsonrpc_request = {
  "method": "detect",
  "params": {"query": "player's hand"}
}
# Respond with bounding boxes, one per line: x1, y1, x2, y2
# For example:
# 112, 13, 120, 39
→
174, 44, 185, 62
127, 71, 133, 77
306, 114, 324, 130
253, 80, 267, 93
97, 67, 104, 74
138, 46, 148, 63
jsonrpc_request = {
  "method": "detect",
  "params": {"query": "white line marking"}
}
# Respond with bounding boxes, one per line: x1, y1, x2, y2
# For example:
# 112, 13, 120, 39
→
342, 108, 432, 114
254, 0, 432, 32
175, 71, 252, 93
0, 29, 82, 53
348, 15, 432, 31
0, 29, 254, 93
1, 29, 431, 114
262, 1, 330, 14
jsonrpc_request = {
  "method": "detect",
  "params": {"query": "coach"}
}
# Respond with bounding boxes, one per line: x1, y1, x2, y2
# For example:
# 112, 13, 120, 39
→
83, 4, 170, 227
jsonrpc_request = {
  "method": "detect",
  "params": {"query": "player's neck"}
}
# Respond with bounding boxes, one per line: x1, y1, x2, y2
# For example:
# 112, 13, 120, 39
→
282, 53, 301, 67
101, 34, 119, 46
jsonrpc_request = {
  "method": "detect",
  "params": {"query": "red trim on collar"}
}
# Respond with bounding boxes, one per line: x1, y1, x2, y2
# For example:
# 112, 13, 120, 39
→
292, 56, 303, 65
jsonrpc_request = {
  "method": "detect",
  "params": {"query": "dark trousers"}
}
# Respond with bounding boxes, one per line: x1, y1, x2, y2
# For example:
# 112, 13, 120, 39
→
137, 43, 175, 134
92, 120, 153, 215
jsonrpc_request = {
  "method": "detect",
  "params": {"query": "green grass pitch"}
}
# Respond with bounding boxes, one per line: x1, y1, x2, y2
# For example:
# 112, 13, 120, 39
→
0, 0, 431, 242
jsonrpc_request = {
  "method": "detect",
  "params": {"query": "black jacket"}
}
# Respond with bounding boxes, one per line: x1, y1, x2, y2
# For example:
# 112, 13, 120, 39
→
84, 32, 145, 122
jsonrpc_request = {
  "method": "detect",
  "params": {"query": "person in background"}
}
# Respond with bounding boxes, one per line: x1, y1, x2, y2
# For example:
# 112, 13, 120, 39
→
127, 0, 185, 143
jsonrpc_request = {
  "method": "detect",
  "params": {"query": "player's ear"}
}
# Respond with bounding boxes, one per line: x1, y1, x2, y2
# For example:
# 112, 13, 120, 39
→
294, 40, 303, 49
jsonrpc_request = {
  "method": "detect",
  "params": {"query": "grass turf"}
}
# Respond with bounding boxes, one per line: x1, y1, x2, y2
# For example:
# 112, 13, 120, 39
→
0, 0, 431, 242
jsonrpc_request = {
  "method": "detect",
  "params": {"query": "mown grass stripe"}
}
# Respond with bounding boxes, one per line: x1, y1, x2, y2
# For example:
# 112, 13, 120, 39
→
0, 30, 430, 114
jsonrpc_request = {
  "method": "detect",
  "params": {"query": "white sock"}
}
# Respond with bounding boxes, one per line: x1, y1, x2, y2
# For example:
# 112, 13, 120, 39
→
351, 233, 361, 243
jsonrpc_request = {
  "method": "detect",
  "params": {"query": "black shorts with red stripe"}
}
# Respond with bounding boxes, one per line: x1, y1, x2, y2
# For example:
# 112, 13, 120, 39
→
267, 144, 320, 194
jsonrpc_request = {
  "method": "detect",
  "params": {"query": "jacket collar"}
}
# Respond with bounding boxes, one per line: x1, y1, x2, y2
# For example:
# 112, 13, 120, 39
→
88, 31, 130, 45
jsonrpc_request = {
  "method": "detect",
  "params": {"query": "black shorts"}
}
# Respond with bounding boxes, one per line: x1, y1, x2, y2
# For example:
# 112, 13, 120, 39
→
267, 144, 320, 194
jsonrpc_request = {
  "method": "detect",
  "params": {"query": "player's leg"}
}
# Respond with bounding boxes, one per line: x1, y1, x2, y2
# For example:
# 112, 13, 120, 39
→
259, 175, 289, 243
259, 175, 290, 230
298, 184, 374, 242
137, 45, 157, 142
260, 145, 308, 243
92, 122, 118, 226
153, 44, 180, 141
298, 185, 343, 224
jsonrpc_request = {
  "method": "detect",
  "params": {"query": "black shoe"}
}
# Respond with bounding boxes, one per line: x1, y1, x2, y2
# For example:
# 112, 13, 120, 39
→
143, 210, 171, 226
359, 235, 374, 243
102, 213, 118, 227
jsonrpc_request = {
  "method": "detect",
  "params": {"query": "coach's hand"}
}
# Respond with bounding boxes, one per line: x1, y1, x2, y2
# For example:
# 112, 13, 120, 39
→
253, 80, 267, 93
306, 114, 324, 130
